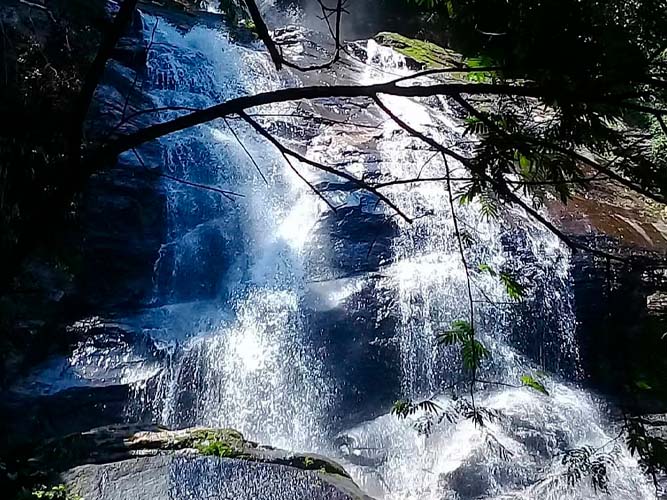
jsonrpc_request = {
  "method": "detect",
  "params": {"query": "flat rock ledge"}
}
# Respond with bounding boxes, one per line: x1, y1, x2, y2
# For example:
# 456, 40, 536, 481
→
30, 425, 373, 500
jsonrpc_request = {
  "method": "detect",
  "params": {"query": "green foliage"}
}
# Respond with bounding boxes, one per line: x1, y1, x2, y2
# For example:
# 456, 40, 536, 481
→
499, 273, 526, 301
27, 485, 81, 500
634, 380, 652, 391
197, 439, 237, 457
477, 264, 526, 300
391, 398, 442, 419
463, 56, 498, 83
374, 32, 460, 69
561, 445, 620, 493
412, 397, 504, 433
437, 319, 473, 345
520, 374, 549, 395
401, 0, 667, 206
193, 430, 244, 458
418, 0, 665, 92
217, 0, 247, 24
477, 193, 499, 221
625, 418, 667, 480
437, 319, 490, 371
463, 116, 489, 136
391, 399, 413, 419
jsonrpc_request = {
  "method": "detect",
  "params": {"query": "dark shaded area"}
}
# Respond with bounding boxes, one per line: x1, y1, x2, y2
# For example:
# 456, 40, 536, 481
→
571, 243, 667, 414
304, 278, 401, 431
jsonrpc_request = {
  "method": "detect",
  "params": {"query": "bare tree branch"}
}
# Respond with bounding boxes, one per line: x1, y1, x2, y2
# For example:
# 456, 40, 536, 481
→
223, 118, 268, 184
373, 96, 628, 261
69, 0, 139, 170
277, 146, 339, 212
131, 149, 243, 201
94, 80, 550, 167
119, 18, 159, 125
238, 111, 411, 221
442, 152, 478, 415
242, 0, 284, 70
243, 0, 343, 72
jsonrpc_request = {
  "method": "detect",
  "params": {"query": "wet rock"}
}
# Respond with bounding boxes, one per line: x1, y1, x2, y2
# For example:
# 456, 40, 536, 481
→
304, 277, 400, 428
441, 448, 534, 499
27, 425, 373, 500
80, 163, 166, 310
65, 455, 370, 500
12, 322, 164, 396
548, 183, 667, 411
374, 32, 461, 70
0, 385, 138, 452
153, 219, 240, 303
306, 206, 399, 281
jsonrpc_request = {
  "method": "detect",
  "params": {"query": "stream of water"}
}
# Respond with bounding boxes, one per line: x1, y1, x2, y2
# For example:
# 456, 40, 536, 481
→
16, 8, 657, 500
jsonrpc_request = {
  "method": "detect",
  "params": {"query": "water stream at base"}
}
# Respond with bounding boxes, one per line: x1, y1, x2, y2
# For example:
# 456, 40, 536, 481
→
17, 9, 656, 500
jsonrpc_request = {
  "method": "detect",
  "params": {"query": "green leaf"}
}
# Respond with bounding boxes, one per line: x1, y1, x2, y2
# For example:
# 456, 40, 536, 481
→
478, 263, 497, 276
479, 265, 526, 300
437, 319, 474, 344
521, 374, 549, 395
457, 192, 473, 205
416, 399, 442, 414
518, 153, 531, 169
391, 399, 414, 419
634, 380, 652, 391
499, 272, 526, 300
464, 55, 498, 82
445, 0, 454, 17
392, 399, 441, 419
462, 339, 491, 370
478, 194, 499, 220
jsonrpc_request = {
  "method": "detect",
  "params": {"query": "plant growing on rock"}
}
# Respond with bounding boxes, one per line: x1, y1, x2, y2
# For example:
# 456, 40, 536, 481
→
2, 0, 667, 495
23, 484, 81, 500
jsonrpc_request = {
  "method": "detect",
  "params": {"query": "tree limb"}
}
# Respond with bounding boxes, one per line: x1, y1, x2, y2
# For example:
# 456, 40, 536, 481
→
92, 80, 549, 166
69, 0, 139, 171
238, 111, 411, 221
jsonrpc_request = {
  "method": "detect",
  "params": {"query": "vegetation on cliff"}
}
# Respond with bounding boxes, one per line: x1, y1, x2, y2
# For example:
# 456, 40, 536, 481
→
0, 0, 666, 495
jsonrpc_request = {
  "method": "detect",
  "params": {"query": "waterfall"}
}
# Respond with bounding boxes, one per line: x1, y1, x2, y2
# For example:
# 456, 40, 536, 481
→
332, 41, 651, 499
123, 16, 335, 451
14, 8, 656, 500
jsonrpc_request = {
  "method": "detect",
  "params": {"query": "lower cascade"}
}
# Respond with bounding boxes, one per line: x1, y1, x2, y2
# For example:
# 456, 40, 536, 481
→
9, 4, 662, 500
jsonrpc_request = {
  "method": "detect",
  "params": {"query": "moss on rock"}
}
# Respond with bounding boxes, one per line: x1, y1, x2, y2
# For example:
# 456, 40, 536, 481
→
374, 31, 461, 69
17, 425, 371, 500
287, 454, 351, 479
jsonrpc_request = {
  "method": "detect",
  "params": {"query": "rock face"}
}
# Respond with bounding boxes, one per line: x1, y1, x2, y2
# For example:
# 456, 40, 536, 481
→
2, 9, 666, 500
66, 456, 364, 500
374, 32, 461, 69
548, 181, 667, 410
31, 425, 372, 500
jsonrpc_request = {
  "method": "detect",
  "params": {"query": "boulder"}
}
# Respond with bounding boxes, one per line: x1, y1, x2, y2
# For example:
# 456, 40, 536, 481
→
374, 32, 462, 70
304, 277, 401, 428
27, 425, 373, 500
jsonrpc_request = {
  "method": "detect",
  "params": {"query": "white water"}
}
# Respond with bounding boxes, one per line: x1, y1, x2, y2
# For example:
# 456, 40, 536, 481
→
16, 11, 656, 500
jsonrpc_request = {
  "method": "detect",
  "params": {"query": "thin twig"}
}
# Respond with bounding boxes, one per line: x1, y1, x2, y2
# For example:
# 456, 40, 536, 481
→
442, 152, 478, 416
131, 149, 243, 201
238, 111, 411, 222
223, 118, 268, 185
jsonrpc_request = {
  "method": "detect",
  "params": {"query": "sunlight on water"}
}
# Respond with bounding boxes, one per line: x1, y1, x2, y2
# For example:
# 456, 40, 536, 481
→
18, 11, 653, 500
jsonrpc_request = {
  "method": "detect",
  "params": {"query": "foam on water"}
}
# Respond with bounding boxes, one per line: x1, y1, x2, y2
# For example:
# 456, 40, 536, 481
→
16, 13, 655, 500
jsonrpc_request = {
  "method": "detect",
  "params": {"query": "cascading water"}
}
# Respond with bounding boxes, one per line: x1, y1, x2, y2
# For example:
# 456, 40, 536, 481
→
332, 42, 652, 499
125, 15, 335, 451
15, 7, 657, 500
